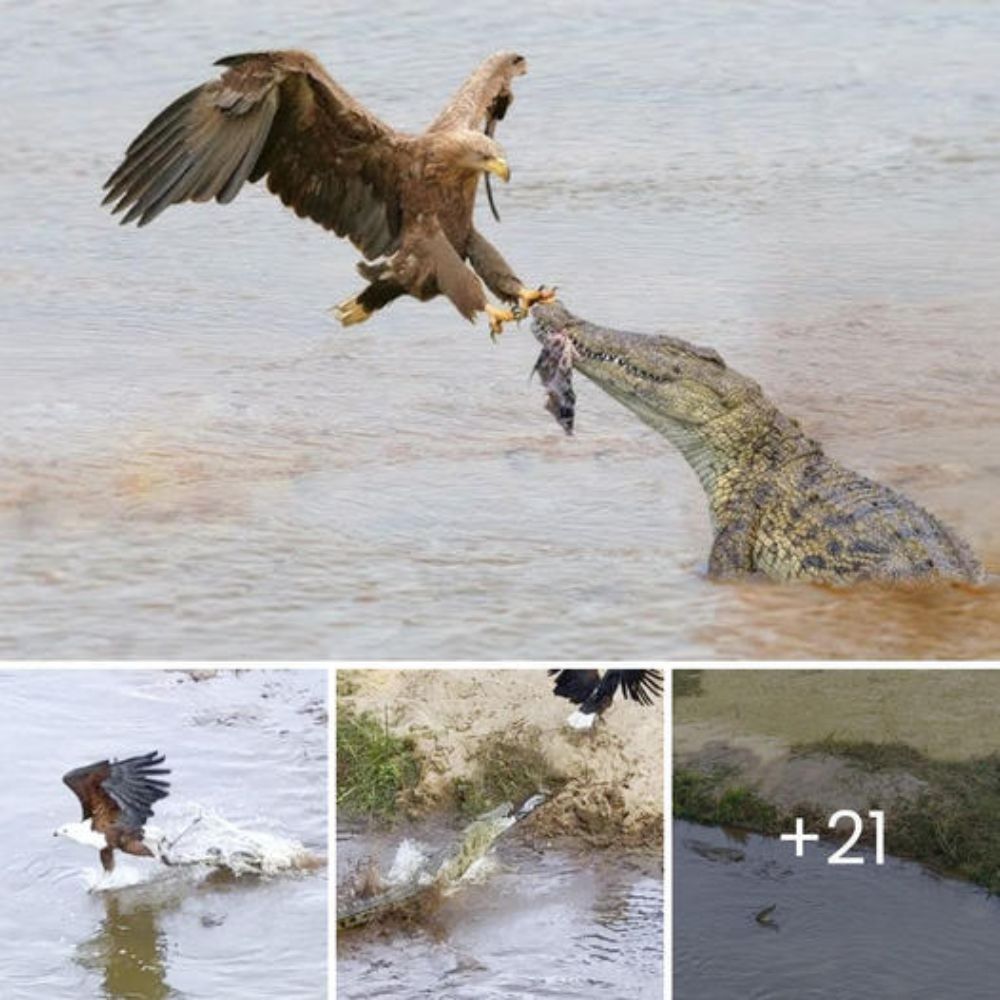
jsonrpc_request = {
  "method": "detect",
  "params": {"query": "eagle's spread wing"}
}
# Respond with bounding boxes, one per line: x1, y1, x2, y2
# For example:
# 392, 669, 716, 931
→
103, 51, 403, 259
429, 51, 526, 135
63, 751, 170, 834
429, 51, 526, 224
548, 669, 663, 710
548, 669, 602, 705
617, 670, 664, 706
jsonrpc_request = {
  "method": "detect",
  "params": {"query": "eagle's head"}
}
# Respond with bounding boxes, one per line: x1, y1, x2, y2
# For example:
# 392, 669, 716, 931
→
53, 821, 105, 848
437, 131, 511, 183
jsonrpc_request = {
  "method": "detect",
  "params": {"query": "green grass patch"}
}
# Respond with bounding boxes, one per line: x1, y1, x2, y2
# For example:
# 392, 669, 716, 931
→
791, 736, 926, 773
337, 706, 420, 822
795, 740, 1000, 893
686, 738, 1000, 893
674, 767, 783, 833
336, 672, 361, 698
451, 723, 563, 818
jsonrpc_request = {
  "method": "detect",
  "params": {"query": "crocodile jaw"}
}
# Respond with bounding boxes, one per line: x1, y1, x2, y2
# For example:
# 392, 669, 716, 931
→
531, 301, 771, 495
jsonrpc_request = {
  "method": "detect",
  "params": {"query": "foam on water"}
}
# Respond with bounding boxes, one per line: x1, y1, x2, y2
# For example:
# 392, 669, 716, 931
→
386, 839, 430, 885
82, 864, 149, 892
162, 804, 317, 877
74, 803, 318, 892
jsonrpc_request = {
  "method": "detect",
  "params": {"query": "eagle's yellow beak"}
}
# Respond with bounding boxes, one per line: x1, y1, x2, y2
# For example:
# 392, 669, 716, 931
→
483, 157, 510, 182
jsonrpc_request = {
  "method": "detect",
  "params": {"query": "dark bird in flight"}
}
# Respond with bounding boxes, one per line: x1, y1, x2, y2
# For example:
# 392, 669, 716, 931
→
103, 49, 555, 335
548, 669, 663, 729
57, 751, 171, 872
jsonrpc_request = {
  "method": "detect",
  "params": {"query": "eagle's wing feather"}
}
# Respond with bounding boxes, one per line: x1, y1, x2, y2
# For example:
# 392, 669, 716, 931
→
102, 751, 171, 832
548, 669, 602, 705
428, 51, 526, 135
63, 761, 113, 824
548, 669, 663, 711
618, 670, 664, 706
103, 51, 403, 259
62, 752, 170, 834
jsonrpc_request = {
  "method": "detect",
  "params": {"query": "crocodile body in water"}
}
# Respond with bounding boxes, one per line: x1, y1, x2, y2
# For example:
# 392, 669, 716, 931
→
531, 302, 983, 585
337, 795, 545, 930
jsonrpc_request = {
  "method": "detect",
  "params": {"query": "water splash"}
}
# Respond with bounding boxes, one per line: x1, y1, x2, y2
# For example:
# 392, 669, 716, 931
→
457, 854, 501, 884
82, 865, 147, 892
161, 804, 318, 877
77, 803, 319, 892
386, 839, 430, 885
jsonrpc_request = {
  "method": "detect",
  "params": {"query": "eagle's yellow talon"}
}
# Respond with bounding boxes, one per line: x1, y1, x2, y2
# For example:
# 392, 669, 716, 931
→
333, 296, 372, 327
518, 285, 557, 312
486, 304, 516, 339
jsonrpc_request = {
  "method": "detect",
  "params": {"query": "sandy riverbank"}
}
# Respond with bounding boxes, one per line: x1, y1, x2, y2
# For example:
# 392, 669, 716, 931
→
339, 668, 664, 847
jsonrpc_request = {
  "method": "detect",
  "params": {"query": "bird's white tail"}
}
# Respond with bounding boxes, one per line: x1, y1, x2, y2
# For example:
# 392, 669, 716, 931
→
566, 709, 597, 730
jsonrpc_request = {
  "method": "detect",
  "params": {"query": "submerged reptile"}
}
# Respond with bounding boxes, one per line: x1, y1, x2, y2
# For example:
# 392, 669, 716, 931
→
337, 794, 545, 930
531, 302, 983, 584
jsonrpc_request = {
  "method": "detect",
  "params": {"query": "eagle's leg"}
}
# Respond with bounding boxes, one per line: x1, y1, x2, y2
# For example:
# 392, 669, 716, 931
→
333, 278, 406, 327
120, 836, 156, 860
466, 230, 557, 326
100, 846, 115, 873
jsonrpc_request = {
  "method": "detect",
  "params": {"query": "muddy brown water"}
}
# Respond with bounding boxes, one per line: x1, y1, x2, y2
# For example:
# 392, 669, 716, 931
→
337, 820, 663, 999
2, 1, 998, 657
675, 820, 1000, 999
0, 670, 327, 1000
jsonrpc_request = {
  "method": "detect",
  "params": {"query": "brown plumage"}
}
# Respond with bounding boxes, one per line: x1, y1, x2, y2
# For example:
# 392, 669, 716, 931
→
103, 50, 554, 332
62, 751, 171, 872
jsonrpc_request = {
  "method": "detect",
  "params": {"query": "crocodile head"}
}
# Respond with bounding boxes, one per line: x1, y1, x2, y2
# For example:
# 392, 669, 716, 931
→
531, 301, 760, 433
531, 301, 819, 496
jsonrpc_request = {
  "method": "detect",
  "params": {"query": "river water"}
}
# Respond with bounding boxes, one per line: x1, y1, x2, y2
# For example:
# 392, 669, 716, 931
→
337, 820, 663, 999
674, 819, 1000, 999
2, 1, 998, 658
0, 669, 327, 1000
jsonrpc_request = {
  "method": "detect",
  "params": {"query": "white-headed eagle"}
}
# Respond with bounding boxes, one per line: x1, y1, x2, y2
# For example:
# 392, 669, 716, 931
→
549, 669, 663, 729
58, 751, 171, 872
103, 49, 555, 336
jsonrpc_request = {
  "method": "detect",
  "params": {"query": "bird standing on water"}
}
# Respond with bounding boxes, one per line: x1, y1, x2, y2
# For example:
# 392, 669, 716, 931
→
103, 49, 555, 335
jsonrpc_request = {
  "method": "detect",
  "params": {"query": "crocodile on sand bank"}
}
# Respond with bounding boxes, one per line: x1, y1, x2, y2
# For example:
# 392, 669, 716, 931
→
531, 301, 983, 585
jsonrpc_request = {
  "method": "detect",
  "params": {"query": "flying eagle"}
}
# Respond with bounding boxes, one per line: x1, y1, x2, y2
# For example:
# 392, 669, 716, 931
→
57, 751, 171, 872
103, 49, 555, 335
548, 669, 663, 729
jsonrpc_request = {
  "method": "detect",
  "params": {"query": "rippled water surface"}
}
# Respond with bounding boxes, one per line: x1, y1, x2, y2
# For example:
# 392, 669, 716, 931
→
337, 821, 663, 999
2, 1, 998, 657
0, 670, 327, 999
675, 820, 1000, 998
